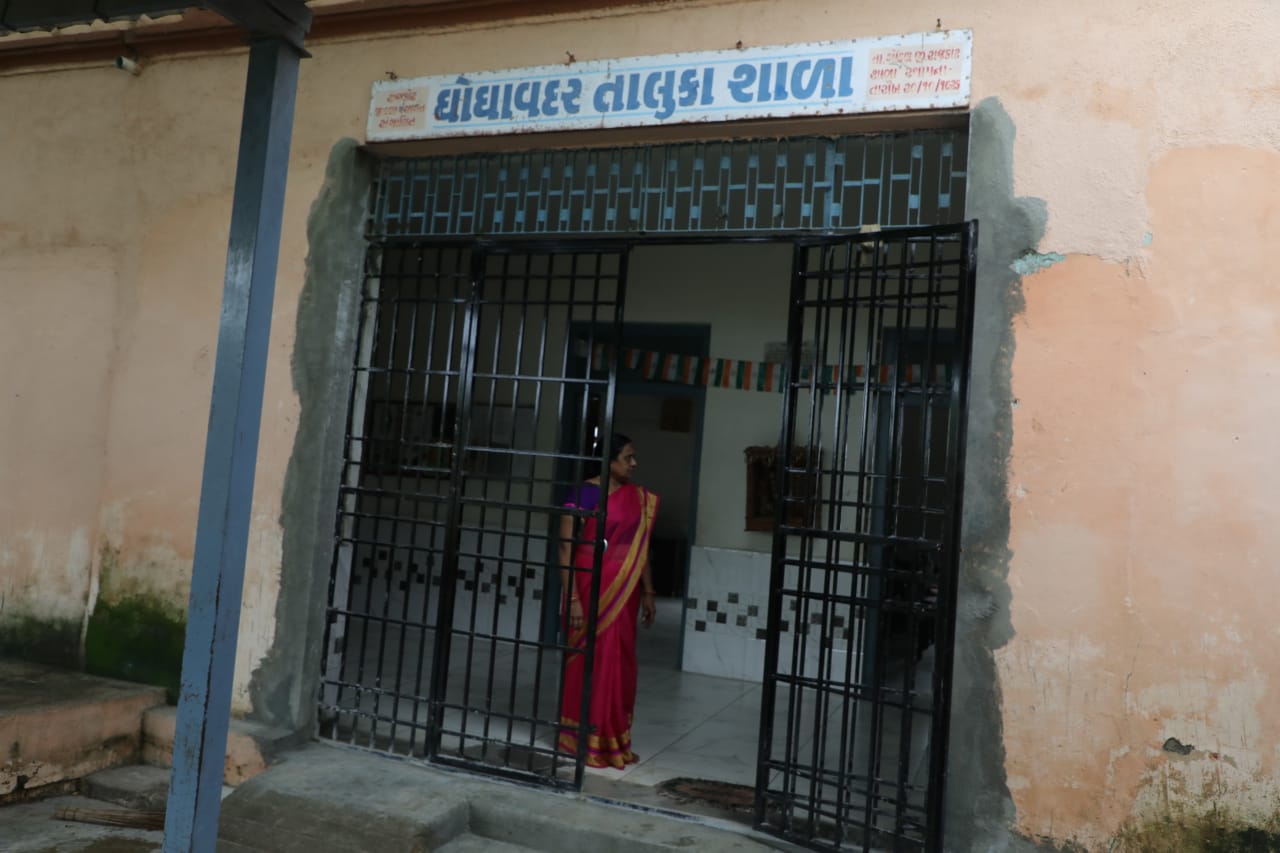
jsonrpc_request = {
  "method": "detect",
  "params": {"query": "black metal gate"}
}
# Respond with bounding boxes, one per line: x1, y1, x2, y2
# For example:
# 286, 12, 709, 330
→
755, 223, 977, 851
319, 240, 628, 789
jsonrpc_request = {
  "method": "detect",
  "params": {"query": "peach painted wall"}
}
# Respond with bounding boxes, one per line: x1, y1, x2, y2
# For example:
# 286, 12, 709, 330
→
959, 1, 1280, 847
3, 2, 1278, 845
1000, 148, 1280, 847
0, 67, 136, 643
0, 52, 327, 710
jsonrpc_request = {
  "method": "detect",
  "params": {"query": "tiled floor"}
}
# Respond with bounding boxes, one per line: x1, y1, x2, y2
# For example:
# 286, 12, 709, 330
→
596, 596, 763, 788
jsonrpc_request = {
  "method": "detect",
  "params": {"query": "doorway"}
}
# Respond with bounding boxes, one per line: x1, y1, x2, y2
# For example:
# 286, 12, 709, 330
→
316, 130, 974, 852
607, 321, 711, 670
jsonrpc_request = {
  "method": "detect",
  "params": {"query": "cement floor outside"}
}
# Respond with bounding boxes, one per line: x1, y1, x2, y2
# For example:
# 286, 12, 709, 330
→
1, 793, 163, 853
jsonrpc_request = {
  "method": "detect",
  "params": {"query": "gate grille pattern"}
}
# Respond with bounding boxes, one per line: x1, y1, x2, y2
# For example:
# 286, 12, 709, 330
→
756, 224, 976, 851
370, 132, 965, 239
319, 242, 627, 789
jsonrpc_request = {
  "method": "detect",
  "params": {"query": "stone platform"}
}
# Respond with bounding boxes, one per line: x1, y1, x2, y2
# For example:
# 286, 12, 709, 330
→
0, 659, 165, 801
217, 742, 790, 852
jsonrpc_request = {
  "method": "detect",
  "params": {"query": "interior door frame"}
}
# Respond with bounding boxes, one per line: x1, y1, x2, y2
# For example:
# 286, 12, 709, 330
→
557, 320, 712, 669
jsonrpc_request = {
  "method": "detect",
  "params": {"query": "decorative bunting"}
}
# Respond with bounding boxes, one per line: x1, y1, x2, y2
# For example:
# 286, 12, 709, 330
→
585, 342, 953, 393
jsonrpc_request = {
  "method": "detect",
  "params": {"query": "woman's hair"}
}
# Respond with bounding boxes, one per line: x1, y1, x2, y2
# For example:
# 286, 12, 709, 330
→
582, 431, 632, 478
607, 433, 632, 460
584, 432, 631, 476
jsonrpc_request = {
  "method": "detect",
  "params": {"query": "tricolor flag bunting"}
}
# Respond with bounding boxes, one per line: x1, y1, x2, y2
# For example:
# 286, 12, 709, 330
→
584, 342, 953, 393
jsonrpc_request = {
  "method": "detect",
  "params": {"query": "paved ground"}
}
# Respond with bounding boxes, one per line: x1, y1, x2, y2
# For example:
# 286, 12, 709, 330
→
0, 743, 799, 852
216, 741, 791, 852
1, 793, 162, 853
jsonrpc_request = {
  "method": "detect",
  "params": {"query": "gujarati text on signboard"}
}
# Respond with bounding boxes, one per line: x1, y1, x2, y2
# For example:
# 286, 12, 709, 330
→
367, 30, 972, 142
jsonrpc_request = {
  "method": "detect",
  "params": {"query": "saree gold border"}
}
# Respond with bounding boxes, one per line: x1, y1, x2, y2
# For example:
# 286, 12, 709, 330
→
600, 487, 655, 604
558, 717, 634, 751
555, 738, 637, 770
594, 490, 659, 636
568, 486, 656, 647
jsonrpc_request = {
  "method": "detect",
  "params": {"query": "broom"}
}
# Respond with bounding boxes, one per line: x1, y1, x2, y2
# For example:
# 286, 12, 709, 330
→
52, 805, 167, 831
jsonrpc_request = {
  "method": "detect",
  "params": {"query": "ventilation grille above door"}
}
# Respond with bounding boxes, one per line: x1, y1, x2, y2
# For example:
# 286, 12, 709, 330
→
369, 131, 966, 239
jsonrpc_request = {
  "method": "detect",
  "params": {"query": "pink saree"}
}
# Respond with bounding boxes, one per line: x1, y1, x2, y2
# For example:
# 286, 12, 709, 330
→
559, 481, 659, 769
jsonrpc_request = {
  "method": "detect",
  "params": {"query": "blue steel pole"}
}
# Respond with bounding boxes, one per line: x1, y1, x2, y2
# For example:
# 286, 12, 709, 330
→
163, 37, 302, 853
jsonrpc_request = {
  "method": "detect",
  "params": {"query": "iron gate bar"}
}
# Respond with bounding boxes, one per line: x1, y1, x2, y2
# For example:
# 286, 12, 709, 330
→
924, 222, 977, 850
824, 235, 863, 845
318, 241, 474, 753
754, 222, 976, 852
377, 252, 413, 751
367, 242, 630, 789
415, 247, 474, 758
494, 261, 539, 756
880, 233, 923, 845
864, 224, 907, 848
374, 243, 415, 751
465, 250, 512, 763
844, 228, 881, 848
756, 240, 806, 832
892, 233, 941, 839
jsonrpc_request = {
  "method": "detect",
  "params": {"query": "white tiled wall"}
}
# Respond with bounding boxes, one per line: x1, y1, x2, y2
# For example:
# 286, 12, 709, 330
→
682, 546, 771, 681
682, 545, 866, 684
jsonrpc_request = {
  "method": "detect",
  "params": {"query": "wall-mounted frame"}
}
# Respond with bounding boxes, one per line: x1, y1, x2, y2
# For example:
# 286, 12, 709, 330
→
744, 445, 819, 532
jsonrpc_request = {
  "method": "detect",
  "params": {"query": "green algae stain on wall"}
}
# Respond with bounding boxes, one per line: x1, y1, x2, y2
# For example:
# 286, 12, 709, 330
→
84, 594, 185, 703
1114, 808, 1280, 853
0, 614, 81, 668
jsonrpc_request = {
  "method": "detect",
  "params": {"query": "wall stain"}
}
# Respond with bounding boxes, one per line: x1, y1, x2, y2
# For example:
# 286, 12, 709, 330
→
1114, 808, 1280, 853
84, 593, 184, 703
0, 613, 80, 668
83, 548, 184, 701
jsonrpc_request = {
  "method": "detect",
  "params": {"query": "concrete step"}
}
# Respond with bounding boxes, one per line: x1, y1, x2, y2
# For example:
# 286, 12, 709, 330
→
143, 705, 300, 786
81, 762, 236, 813
436, 834, 537, 853
80, 764, 171, 810
217, 786, 444, 853
217, 743, 782, 852
0, 658, 166, 801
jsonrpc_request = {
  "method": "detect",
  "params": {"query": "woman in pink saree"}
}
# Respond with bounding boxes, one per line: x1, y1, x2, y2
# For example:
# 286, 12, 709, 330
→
558, 434, 659, 769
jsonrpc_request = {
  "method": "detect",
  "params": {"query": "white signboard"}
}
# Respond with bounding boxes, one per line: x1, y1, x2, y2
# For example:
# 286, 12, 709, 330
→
367, 30, 971, 142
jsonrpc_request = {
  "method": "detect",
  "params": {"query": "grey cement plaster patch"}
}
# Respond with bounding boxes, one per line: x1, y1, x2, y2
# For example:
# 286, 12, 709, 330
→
945, 98, 1051, 852
248, 139, 372, 731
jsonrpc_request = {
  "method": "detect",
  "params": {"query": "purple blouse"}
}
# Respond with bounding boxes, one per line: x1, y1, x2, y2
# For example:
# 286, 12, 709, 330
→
563, 483, 602, 512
